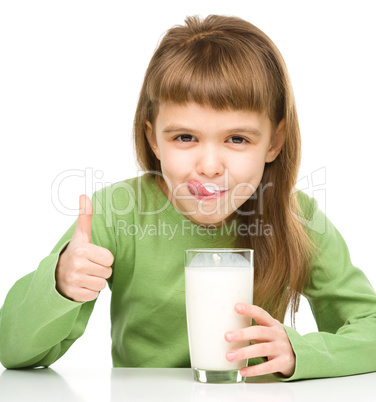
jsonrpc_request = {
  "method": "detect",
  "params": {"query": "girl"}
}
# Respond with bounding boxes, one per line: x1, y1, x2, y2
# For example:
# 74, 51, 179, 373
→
1, 15, 376, 381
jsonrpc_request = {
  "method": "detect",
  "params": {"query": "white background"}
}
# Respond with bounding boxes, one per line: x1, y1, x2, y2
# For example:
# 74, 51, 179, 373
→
0, 0, 375, 370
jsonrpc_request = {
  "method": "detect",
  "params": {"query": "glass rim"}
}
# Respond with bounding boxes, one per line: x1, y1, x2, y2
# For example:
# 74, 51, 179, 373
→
185, 248, 253, 253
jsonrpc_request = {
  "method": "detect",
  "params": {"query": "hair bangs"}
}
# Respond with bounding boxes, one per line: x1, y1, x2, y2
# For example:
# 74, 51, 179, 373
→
146, 35, 282, 121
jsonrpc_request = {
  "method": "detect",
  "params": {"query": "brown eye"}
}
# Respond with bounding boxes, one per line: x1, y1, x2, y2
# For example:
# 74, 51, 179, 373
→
176, 134, 197, 142
227, 136, 248, 144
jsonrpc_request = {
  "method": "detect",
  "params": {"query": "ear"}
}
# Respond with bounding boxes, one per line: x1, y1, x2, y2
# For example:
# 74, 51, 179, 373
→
145, 121, 160, 160
265, 118, 286, 163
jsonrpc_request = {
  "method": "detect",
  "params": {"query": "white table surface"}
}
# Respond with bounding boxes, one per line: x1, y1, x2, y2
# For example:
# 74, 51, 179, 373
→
0, 367, 375, 402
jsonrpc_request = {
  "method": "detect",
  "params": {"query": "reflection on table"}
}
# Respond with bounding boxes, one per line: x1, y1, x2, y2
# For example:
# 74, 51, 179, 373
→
0, 367, 375, 402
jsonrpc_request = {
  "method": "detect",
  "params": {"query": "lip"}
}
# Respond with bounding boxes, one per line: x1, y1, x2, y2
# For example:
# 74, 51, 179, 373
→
201, 182, 228, 193
187, 179, 229, 201
193, 190, 228, 201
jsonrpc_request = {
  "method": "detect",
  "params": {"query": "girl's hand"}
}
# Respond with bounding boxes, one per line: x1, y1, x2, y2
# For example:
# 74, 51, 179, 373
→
55, 195, 114, 303
225, 303, 296, 378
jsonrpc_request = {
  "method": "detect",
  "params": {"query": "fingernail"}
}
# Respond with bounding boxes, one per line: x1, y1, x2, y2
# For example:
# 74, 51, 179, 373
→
226, 333, 234, 342
236, 303, 244, 312
227, 352, 236, 361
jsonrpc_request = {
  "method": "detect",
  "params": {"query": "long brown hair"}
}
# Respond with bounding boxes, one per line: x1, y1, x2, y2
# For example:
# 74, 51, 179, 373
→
133, 15, 314, 323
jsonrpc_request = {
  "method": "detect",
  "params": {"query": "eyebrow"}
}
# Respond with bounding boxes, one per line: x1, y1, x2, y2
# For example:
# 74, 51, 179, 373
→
162, 124, 263, 137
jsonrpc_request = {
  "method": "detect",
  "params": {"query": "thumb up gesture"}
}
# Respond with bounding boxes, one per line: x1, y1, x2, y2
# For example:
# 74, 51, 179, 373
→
55, 195, 114, 302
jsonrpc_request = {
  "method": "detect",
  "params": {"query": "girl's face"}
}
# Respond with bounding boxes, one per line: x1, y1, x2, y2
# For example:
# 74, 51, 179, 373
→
146, 102, 285, 226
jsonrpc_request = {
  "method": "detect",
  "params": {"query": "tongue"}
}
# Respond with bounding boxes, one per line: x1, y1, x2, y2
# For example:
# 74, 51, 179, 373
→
188, 180, 215, 196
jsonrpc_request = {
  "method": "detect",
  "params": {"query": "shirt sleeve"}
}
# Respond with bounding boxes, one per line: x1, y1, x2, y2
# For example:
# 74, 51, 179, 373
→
281, 193, 376, 381
0, 189, 116, 369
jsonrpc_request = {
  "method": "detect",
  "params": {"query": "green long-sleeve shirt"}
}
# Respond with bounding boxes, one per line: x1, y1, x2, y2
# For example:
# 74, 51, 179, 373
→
1, 175, 376, 381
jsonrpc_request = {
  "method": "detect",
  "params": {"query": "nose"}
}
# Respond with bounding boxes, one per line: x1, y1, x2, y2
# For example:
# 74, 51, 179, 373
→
196, 145, 225, 178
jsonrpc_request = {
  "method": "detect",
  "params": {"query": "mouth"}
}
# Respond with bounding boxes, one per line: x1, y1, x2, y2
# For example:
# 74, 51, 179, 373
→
187, 180, 228, 200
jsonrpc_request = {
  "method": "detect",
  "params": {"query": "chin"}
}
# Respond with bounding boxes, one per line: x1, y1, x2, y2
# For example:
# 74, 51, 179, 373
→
191, 213, 229, 227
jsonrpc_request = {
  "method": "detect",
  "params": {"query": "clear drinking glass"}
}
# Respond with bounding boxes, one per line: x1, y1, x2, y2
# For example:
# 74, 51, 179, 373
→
185, 248, 254, 384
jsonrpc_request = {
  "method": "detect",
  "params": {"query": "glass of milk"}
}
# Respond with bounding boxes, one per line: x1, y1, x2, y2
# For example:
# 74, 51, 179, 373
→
185, 248, 254, 383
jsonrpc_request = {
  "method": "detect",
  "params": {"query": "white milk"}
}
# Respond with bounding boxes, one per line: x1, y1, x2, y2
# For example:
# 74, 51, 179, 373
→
185, 266, 253, 371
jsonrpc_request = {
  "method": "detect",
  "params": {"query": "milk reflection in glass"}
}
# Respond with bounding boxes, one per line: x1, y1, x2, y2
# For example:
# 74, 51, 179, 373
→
185, 249, 253, 383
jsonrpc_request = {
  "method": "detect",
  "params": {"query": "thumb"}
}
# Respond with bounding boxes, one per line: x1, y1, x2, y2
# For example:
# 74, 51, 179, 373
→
74, 194, 93, 242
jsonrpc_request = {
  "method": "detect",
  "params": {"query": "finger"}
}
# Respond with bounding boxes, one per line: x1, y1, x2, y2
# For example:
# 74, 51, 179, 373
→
235, 303, 277, 327
74, 194, 93, 242
225, 325, 272, 344
80, 276, 108, 292
62, 260, 111, 287
239, 359, 282, 378
226, 343, 276, 363
86, 243, 114, 267
74, 288, 99, 303
83, 261, 113, 280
